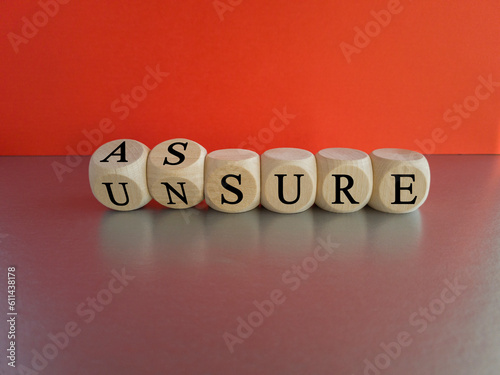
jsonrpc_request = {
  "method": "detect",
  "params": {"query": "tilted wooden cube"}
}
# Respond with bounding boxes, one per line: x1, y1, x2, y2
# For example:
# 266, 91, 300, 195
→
315, 148, 373, 213
261, 148, 316, 214
147, 138, 207, 208
204, 149, 260, 213
89, 139, 152, 211
368, 148, 430, 213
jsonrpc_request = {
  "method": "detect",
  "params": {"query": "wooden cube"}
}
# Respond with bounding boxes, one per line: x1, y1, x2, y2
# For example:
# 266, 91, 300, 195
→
368, 148, 430, 213
315, 148, 373, 213
89, 139, 152, 211
261, 148, 316, 214
204, 149, 260, 213
147, 138, 207, 208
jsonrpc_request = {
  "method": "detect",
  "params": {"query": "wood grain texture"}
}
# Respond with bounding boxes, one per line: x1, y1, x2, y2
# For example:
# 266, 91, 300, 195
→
261, 148, 317, 214
204, 149, 260, 213
147, 138, 206, 208
315, 148, 373, 213
368, 148, 430, 214
89, 139, 151, 211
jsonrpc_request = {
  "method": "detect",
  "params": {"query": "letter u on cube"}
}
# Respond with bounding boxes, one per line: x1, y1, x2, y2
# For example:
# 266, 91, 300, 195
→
89, 139, 430, 214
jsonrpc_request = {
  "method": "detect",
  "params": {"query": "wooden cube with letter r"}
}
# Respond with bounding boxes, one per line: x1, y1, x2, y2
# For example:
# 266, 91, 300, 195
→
315, 148, 373, 213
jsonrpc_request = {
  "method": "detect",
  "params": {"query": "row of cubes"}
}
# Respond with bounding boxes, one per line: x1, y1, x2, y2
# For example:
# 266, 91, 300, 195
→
89, 139, 431, 214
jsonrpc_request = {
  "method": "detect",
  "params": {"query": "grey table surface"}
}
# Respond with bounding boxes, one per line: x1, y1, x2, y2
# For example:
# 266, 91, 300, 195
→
0, 155, 499, 375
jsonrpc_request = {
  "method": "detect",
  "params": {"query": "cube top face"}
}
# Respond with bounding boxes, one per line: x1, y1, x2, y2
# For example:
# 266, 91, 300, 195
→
89, 139, 151, 211
372, 148, 424, 162
205, 149, 260, 213
317, 148, 369, 162
208, 148, 258, 161
261, 148, 317, 214
148, 138, 206, 170
369, 148, 430, 214
315, 148, 372, 213
147, 138, 206, 209
262, 147, 313, 161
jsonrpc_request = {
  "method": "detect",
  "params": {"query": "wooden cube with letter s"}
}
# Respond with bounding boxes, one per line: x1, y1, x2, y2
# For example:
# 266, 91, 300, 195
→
147, 138, 207, 209
204, 149, 261, 213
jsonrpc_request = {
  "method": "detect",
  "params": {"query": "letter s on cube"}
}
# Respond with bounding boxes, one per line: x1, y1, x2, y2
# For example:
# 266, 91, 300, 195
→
89, 139, 152, 211
147, 138, 207, 208
204, 149, 260, 213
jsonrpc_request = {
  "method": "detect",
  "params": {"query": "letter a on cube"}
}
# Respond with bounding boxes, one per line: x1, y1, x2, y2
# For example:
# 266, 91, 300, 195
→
89, 139, 152, 211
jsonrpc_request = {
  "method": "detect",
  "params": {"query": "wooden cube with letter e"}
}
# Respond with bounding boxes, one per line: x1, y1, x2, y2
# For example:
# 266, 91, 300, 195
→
368, 148, 430, 214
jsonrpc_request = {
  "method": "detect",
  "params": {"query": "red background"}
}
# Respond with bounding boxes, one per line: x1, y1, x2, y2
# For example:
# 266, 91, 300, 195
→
1, 0, 499, 156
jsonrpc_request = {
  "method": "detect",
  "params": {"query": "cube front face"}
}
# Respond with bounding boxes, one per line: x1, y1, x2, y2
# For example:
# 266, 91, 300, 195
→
261, 148, 317, 214
147, 138, 206, 209
88, 139, 152, 211
368, 148, 431, 214
316, 148, 373, 213
204, 149, 260, 213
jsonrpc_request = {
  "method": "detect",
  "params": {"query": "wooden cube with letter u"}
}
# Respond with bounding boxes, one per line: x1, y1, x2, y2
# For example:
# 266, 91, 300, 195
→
261, 148, 317, 214
88, 139, 152, 211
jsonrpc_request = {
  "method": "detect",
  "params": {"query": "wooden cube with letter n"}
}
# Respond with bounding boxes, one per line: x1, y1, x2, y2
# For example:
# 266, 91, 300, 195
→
368, 148, 430, 213
89, 139, 152, 211
147, 138, 207, 208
